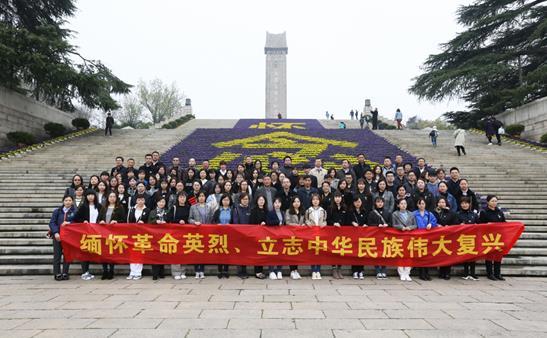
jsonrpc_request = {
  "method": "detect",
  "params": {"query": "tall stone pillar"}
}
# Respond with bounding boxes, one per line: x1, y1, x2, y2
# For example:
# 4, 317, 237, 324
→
265, 32, 287, 118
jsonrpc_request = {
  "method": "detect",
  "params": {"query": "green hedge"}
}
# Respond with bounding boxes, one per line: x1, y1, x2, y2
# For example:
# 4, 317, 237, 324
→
161, 114, 195, 129
505, 124, 525, 136
541, 133, 547, 144
72, 118, 90, 130
44, 122, 67, 137
7, 131, 36, 146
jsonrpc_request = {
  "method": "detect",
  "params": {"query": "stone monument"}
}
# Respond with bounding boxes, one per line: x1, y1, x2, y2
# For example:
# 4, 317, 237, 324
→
265, 32, 288, 118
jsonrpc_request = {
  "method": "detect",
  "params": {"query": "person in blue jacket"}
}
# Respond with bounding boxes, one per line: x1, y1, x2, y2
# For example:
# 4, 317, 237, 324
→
413, 198, 438, 280
49, 195, 76, 281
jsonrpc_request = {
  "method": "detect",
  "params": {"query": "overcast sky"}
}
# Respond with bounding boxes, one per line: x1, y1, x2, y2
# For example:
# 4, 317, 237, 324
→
69, 0, 471, 121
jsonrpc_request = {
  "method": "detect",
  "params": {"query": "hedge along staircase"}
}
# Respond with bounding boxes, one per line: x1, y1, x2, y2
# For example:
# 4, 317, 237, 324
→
0, 119, 238, 275
375, 129, 547, 276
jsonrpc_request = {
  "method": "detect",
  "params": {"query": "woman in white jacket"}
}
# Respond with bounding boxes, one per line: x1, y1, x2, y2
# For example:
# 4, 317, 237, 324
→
453, 129, 466, 156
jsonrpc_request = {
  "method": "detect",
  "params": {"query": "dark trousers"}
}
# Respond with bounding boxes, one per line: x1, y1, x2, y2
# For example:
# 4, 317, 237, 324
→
238, 265, 248, 276
351, 265, 363, 273
254, 266, 263, 274
102, 263, 114, 274
487, 134, 501, 144
290, 265, 298, 271
81, 261, 90, 274
105, 126, 112, 136
53, 239, 69, 275
152, 265, 165, 277
195, 264, 204, 273
486, 260, 502, 277
439, 266, 451, 277
456, 146, 466, 156
463, 262, 476, 276
418, 267, 430, 277
218, 265, 229, 273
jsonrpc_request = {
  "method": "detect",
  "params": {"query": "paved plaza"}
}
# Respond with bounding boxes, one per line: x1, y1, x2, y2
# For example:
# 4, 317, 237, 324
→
0, 275, 546, 337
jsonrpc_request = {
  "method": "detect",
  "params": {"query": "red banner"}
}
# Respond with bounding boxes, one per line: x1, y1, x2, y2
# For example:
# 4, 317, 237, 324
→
60, 222, 524, 267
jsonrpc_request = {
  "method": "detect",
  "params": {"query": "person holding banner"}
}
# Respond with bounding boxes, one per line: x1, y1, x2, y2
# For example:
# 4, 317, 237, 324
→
349, 196, 368, 280
458, 197, 479, 280
266, 197, 285, 279
392, 198, 417, 281
367, 197, 392, 279
413, 198, 438, 281
285, 196, 305, 280
189, 191, 214, 278
167, 192, 190, 280
213, 194, 233, 278
479, 195, 506, 281
327, 192, 349, 279
49, 195, 76, 281
305, 193, 327, 280
149, 196, 168, 280
250, 194, 268, 279
232, 193, 252, 279
98, 192, 125, 280
126, 194, 150, 280
73, 189, 104, 281
434, 197, 459, 280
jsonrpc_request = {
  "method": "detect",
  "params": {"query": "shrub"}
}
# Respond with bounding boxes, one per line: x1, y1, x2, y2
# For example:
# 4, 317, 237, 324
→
505, 124, 525, 136
7, 131, 35, 146
540, 133, 547, 144
44, 122, 67, 138
72, 118, 90, 130
161, 114, 195, 129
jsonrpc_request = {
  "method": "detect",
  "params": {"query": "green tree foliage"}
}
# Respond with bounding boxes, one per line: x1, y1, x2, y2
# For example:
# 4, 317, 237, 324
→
0, 0, 130, 111
406, 115, 455, 130
410, 0, 547, 127
137, 79, 185, 124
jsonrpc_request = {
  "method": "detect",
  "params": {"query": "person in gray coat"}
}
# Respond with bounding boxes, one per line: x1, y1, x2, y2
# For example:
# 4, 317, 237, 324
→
392, 199, 417, 281
188, 191, 215, 278
372, 179, 395, 212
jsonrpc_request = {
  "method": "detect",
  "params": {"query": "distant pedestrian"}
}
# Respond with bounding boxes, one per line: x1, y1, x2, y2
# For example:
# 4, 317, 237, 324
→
105, 112, 114, 136
325, 111, 330, 120
395, 109, 403, 129
330, 114, 334, 120
350, 110, 354, 120
429, 126, 439, 147
453, 129, 466, 156
277, 113, 282, 119
371, 108, 379, 130
484, 116, 502, 146
359, 115, 365, 129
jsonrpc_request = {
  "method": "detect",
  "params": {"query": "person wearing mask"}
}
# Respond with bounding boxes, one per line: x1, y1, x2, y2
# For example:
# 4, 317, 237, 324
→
367, 197, 391, 280
305, 193, 327, 280
49, 195, 76, 281
126, 194, 150, 280
231, 193, 252, 279
212, 194, 233, 278
349, 196, 368, 279
479, 195, 507, 281
167, 192, 191, 280
434, 197, 459, 280
188, 191, 214, 279
392, 198, 417, 281
98, 192, 125, 280
285, 196, 305, 280
457, 197, 479, 281
413, 198, 438, 281
265, 198, 285, 279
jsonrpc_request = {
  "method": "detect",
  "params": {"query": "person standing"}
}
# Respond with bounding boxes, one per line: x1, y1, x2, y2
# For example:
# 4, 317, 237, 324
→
49, 195, 76, 281
484, 116, 502, 145
394, 109, 403, 129
359, 114, 365, 129
479, 195, 506, 280
371, 108, 379, 130
105, 112, 114, 136
305, 194, 328, 280
350, 110, 355, 120
453, 128, 467, 156
392, 199, 417, 281
429, 126, 439, 147
325, 111, 330, 120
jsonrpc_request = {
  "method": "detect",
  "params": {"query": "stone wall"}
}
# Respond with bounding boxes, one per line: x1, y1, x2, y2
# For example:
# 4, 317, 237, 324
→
0, 87, 74, 146
497, 97, 547, 141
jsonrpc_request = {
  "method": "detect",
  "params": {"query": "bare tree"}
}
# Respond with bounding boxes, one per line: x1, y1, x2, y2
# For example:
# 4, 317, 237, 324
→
118, 95, 147, 128
137, 79, 185, 124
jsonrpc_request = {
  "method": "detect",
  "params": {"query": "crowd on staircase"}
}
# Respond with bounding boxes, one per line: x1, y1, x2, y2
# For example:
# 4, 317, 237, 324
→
49, 151, 507, 282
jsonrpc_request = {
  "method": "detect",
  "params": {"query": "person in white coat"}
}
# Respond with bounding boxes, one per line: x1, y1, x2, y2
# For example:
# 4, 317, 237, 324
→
453, 129, 467, 156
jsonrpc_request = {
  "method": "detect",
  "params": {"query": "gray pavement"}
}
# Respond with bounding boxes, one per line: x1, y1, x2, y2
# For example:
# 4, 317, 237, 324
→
1, 275, 546, 337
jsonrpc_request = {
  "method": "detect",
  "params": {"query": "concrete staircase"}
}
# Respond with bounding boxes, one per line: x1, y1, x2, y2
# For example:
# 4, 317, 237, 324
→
0, 119, 237, 275
375, 129, 547, 276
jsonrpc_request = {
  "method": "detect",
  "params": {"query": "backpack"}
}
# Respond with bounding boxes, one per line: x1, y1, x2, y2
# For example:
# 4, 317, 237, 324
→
429, 130, 438, 138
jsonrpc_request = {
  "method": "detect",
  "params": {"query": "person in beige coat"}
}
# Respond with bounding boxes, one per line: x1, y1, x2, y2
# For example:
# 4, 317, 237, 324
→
453, 129, 466, 156
304, 193, 327, 280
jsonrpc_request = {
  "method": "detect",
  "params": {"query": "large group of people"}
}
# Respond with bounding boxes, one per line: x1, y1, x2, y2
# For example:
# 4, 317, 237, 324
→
49, 151, 507, 282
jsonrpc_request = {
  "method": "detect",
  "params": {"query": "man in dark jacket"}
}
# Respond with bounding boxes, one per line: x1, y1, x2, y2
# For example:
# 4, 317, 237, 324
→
105, 112, 114, 136
297, 176, 319, 210
371, 108, 379, 130
353, 153, 371, 180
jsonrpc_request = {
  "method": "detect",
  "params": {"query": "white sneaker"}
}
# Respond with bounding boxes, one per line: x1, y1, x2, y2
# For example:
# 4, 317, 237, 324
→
376, 273, 382, 280
81, 272, 89, 280
293, 271, 302, 280
353, 272, 359, 279
199, 272, 205, 279
277, 271, 282, 280
269, 272, 277, 280
406, 275, 413, 282
311, 272, 317, 280
316, 272, 322, 280
180, 273, 187, 279
382, 273, 388, 279
195, 272, 200, 279
488, 142, 493, 146
400, 275, 406, 281
126, 275, 134, 280
173, 275, 181, 280
290, 271, 296, 280
133, 275, 142, 280
359, 272, 364, 280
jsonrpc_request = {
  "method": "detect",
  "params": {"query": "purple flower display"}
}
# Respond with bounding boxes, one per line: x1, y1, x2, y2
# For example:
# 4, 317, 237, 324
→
161, 120, 417, 169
